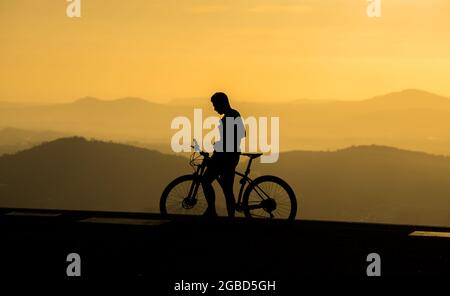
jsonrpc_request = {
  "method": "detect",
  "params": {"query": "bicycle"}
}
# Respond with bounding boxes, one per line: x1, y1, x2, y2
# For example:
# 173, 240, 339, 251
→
160, 143, 297, 221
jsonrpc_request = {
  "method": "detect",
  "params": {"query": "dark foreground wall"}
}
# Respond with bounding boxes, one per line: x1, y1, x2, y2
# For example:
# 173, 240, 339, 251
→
0, 209, 449, 292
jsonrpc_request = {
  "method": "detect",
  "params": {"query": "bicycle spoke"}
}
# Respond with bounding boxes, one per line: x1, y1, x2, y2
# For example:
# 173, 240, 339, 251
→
250, 211, 270, 218
164, 179, 207, 216
245, 178, 296, 220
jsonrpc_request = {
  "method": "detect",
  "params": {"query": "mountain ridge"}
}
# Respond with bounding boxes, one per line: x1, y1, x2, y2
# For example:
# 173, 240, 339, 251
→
1, 89, 450, 156
73, 96, 160, 106
1, 137, 450, 227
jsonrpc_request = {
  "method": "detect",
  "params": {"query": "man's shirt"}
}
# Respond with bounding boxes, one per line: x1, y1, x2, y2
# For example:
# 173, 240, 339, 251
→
214, 109, 246, 153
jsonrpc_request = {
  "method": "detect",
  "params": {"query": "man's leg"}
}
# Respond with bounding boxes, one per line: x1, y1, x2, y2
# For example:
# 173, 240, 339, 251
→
221, 173, 236, 218
221, 155, 240, 218
202, 159, 219, 217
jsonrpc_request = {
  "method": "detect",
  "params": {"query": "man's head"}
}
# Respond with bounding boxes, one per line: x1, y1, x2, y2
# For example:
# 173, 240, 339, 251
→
211, 92, 231, 115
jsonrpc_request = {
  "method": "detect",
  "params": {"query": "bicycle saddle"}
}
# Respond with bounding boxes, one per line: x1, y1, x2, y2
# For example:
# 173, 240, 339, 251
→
240, 153, 263, 159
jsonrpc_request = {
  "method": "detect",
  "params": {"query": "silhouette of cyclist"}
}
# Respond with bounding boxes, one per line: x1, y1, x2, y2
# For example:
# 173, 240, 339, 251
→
202, 92, 245, 218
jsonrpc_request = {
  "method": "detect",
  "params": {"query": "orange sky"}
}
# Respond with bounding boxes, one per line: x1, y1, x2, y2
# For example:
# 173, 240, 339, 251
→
1, 0, 450, 103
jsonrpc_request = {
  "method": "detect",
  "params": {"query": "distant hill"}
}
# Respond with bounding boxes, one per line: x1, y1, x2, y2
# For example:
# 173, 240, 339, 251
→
1, 89, 450, 155
73, 96, 163, 108
0, 127, 69, 155
0, 101, 40, 108
0, 138, 449, 227
363, 89, 450, 110
0, 96, 175, 143
167, 97, 212, 107
0, 137, 190, 212
253, 145, 450, 227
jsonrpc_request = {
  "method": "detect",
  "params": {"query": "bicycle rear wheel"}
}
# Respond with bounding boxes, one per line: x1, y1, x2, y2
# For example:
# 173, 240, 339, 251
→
242, 175, 297, 221
160, 175, 207, 218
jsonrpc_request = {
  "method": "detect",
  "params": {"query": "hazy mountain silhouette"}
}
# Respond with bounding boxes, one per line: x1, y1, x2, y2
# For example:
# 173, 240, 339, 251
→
0, 102, 17, 108
299, 89, 450, 111
0, 127, 69, 156
0, 138, 449, 226
253, 145, 450, 226
2, 89, 450, 155
0, 96, 174, 143
73, 96, 161, 108
167, 97, 213, 106
363, 89, 450, 110
0, 126, 175, 157
2, 88, 450, 156
0, 137, 189, 212
290, 98, 334, 104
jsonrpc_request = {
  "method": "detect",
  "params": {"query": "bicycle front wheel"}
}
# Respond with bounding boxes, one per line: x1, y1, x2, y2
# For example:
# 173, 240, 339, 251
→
160, 175, 207, 218
242, 175, 297, 221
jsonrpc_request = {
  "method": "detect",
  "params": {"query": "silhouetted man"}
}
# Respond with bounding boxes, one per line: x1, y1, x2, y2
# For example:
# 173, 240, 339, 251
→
202, 92, 245, 218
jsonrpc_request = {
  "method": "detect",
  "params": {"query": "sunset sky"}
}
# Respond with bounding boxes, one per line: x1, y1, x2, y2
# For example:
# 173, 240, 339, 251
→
1, 0, 450, 103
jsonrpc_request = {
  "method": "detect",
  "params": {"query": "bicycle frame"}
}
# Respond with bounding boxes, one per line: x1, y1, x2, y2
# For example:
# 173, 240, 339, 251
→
187, 152, 271, 211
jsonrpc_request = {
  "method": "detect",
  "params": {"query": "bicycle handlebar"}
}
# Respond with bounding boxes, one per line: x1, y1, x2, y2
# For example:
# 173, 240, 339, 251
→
190, 145, 209, 157
191, 139, 210, 157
